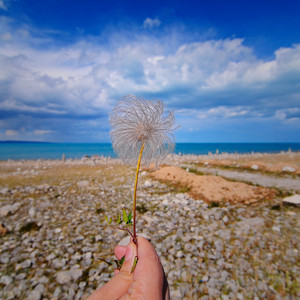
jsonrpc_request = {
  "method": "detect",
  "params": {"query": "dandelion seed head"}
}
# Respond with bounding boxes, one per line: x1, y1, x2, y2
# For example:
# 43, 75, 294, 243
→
110, 95, 176, 166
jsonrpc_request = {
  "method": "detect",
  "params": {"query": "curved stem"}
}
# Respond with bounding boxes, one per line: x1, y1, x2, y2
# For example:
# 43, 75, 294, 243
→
133, 143, 145, 244
116, 226, 134, 239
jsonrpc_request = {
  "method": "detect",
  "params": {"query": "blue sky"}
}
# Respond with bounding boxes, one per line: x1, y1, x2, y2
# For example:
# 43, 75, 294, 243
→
0, 0, 299, 142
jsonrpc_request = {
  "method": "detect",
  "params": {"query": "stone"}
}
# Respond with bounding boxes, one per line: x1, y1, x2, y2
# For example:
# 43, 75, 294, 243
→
272, 226, 280, 232
0, 203, 20, 217
46, 253, 56, 261
283, 194, 300, 207
56, 271, 72, 284
222, 215, 229, 223
53, 287, 61, 298
29, 207, 36, 218
144, 180, 153, 187
0, 275, 13, 285
76, 180, 90, 188
37, 183, 50, 190
95, 235, 102, 242
0, 187, 10, 195
16, 273, 26, 280
56, 269, 83, 284
83, 252, 92, 260
34, 283, 45, 294
176, 250, 184, 258
237, 217, 264, 229
251, 164, 259, 170
27, 290, 41, 300
16, 259, 32, 270
282, 166, 296, 172
52, 258, 66, 269
38, 276, 49, 284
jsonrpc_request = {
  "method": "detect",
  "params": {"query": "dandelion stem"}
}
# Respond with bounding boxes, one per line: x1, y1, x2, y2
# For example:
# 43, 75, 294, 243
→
133, 143, 145, 244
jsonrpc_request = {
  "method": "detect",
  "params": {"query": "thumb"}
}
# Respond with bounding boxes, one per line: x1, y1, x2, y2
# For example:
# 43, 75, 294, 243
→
87, 241, 137, 300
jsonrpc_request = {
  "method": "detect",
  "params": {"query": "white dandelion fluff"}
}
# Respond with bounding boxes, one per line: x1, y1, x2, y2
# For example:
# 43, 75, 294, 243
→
110, 95, 176, 167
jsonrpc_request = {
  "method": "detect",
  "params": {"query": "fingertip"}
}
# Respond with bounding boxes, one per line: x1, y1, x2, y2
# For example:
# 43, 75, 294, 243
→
114, 245, 126, 260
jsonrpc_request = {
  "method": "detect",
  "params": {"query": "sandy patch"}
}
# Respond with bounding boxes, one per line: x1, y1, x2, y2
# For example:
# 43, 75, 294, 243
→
150, 166, 277, 204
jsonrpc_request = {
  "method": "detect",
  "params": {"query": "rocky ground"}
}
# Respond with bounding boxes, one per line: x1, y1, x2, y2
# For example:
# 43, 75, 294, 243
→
0, 155, 299, 299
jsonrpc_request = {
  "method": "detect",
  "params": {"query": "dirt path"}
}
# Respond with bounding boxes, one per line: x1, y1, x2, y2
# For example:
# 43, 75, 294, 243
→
181, 164, 300, 192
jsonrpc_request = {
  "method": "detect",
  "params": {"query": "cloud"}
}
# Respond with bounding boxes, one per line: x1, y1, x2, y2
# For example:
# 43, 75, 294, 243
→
0, 15, 299, 142
197, 106, 250, 119
34, 130, 52, 135
143, 18, 161, 29
0, 0, 7, 10
5, 129, 18, 136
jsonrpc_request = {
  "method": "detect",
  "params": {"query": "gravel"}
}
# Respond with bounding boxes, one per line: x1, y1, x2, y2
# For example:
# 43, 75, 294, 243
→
0, 158, 299, 299
181, 164, 300, 192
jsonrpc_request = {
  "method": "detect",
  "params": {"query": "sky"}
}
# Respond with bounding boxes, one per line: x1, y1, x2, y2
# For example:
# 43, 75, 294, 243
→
0, 0, 299, 143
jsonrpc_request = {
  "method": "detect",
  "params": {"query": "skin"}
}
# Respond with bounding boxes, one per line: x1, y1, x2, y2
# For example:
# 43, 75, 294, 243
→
87, 236, 170, 300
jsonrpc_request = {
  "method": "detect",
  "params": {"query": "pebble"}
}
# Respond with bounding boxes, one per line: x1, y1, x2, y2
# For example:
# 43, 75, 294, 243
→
76, 180, 90, 188
27, 290, 42, 300
282, 166, 296, 172
29, 207, 36, 218
0, 203, 20, 217
144, 180, 153, 187
0, 275, 13, 285
283, 194, 300, 207
0, 158, 299, 299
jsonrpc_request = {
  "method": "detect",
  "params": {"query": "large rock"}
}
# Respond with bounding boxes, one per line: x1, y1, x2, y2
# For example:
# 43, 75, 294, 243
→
0, 203, 20, 217
283, 194, 300, 207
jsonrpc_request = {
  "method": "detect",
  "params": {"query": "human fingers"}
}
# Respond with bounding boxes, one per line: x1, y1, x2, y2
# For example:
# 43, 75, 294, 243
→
87, 240, 137, 300
114, 244, 127, 260
120, 236, 169, 300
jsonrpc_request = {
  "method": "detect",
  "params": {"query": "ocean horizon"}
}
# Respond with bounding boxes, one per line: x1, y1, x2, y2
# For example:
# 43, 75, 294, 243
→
0, 141, 300, 161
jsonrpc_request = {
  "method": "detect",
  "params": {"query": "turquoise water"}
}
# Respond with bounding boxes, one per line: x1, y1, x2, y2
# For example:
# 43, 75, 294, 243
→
0, 142, 300, 161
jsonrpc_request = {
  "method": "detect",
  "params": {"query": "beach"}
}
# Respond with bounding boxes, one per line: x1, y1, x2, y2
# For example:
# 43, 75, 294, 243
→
0, 152, 299, 299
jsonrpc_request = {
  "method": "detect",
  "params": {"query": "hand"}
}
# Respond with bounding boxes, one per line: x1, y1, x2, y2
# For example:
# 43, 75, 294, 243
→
87, 236, 169, 299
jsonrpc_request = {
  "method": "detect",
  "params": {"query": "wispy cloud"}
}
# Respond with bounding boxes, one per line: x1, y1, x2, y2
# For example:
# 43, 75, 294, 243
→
0, 0, 7, 11
0, 15, 299, 142
143, 17, 161, 29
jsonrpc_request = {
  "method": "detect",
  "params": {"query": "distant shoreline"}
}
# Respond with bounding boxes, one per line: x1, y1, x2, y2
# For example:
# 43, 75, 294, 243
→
0, 142, 300, 161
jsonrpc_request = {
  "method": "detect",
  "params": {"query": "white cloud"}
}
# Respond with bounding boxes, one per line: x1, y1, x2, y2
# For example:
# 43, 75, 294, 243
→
5, 129, 18, 136
34, 130, 52, 135
0, 15, 299, 141
197, 106, 250, 119
143, 18, 161, 29
0, 0, 7, 10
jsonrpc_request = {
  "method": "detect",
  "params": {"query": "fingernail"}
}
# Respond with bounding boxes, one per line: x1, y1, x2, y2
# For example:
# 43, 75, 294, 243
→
125, 244, 133, 261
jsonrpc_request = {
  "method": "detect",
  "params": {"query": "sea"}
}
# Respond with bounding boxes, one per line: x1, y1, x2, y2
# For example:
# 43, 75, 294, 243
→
0, 142, 300, 161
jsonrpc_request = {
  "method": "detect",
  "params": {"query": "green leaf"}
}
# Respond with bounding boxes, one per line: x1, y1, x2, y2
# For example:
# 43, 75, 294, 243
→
122, 208, 128, 224
128, 211, 132, 223
115, 255, 125, 270
131, 256, 138, 273
117, 214, 122, 224
119, 255, 125, 268
104, 215, 112, 225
